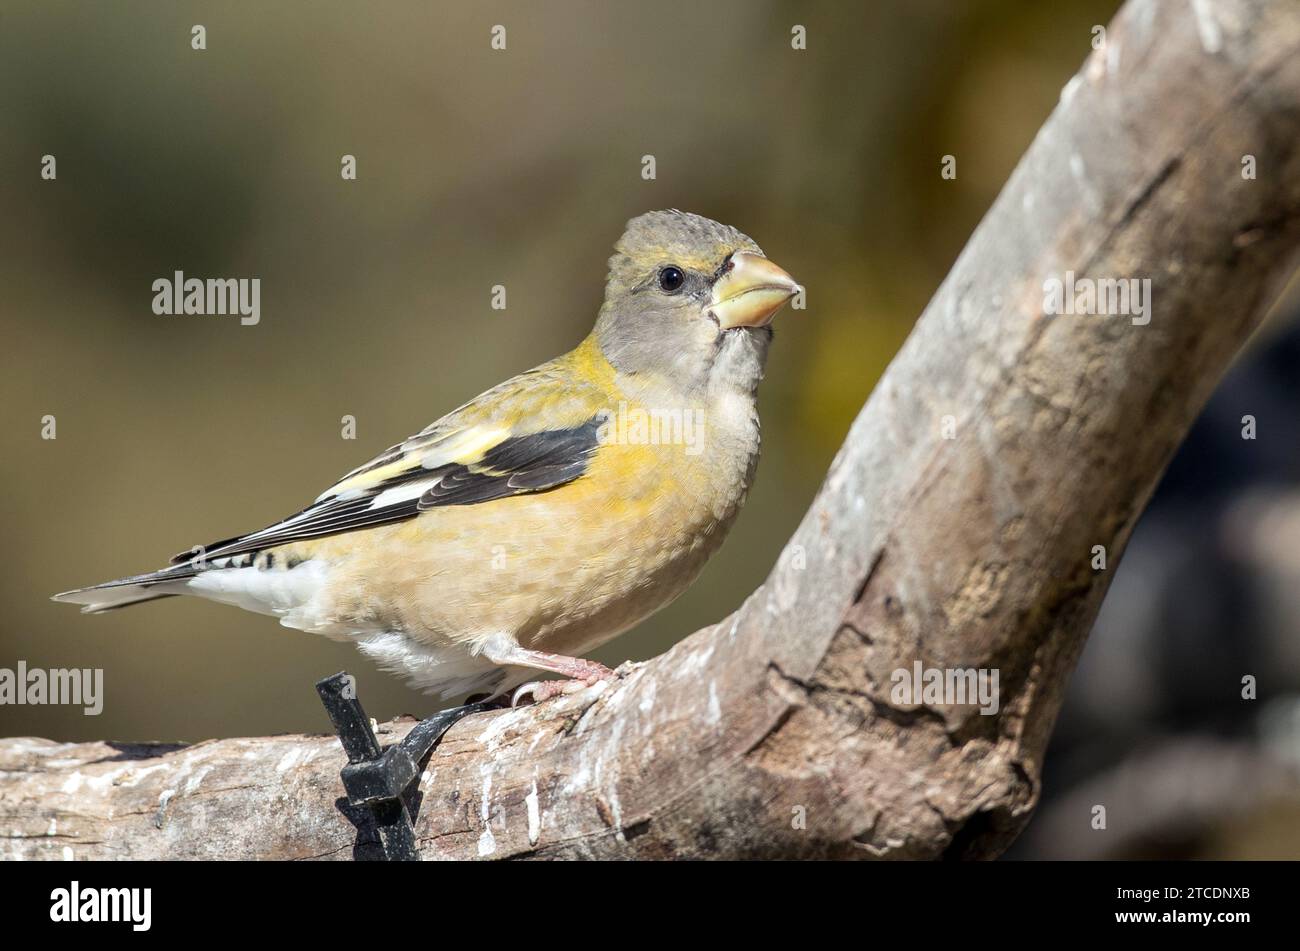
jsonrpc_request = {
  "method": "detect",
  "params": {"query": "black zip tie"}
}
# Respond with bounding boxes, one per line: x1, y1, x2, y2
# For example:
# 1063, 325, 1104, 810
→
316, 671, 490, 861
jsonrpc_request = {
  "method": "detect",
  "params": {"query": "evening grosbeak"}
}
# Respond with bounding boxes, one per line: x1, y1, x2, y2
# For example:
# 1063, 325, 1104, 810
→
54, 210, 801, 705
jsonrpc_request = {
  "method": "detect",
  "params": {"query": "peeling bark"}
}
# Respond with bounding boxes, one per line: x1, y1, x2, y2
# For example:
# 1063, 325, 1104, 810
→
3, 0, 1300, 860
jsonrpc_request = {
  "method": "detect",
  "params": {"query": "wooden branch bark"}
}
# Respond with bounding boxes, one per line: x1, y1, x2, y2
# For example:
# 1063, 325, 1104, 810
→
4, 0, 1300, 860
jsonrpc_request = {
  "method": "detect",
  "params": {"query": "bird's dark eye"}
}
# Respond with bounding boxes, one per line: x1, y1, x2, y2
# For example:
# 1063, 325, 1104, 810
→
658, 266, 685, 293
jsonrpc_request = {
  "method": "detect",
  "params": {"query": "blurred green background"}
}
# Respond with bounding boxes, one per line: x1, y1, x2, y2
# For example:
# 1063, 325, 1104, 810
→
1, 0, 1121, 745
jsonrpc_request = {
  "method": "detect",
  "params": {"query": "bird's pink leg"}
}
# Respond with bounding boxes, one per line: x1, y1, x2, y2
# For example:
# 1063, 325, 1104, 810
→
480, 636, 616, 706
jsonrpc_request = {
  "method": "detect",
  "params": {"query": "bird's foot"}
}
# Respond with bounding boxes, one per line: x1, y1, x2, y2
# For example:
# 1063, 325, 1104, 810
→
511, 660, 617, 707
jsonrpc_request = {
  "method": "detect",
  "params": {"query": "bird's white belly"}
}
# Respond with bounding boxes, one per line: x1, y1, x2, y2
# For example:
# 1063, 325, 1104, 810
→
354, 631, 526, 700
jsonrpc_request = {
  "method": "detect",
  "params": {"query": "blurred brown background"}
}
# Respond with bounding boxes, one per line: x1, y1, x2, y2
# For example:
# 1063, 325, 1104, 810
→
15, 0, 1299, 859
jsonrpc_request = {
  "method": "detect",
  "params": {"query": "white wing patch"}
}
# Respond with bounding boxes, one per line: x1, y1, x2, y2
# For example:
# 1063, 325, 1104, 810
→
366, 478, 441, 511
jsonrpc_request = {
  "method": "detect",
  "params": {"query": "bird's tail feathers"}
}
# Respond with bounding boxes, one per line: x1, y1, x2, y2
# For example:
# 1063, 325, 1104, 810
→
51, 564, 200, 614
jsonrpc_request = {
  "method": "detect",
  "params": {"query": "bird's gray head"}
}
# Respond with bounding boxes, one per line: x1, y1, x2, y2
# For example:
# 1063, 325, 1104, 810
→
593, 210, 800, 396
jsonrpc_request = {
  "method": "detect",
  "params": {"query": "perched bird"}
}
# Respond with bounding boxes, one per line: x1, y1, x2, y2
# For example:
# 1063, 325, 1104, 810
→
53, 210, 801, 705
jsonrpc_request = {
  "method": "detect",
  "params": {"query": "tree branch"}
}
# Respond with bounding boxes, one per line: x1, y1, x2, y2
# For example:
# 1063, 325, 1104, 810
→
4, 0, 1300, 860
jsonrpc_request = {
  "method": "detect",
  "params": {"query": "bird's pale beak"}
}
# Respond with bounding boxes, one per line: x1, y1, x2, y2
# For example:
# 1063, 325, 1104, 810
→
707, 251, 802, 330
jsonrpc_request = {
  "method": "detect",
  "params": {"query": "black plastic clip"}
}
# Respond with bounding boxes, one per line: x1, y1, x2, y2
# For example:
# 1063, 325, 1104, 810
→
316, 671, 490, 861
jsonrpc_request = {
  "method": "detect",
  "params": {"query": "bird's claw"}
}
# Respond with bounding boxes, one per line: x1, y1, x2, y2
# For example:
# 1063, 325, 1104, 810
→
511, 679, 581, 707
511, 662, 619, 707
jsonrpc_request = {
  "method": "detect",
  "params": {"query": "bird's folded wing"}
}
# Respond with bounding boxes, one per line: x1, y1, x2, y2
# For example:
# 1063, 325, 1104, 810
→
171, 363, 612, 565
